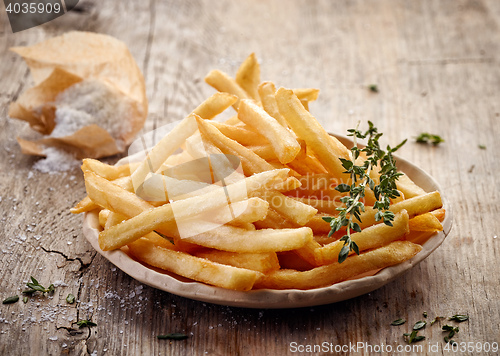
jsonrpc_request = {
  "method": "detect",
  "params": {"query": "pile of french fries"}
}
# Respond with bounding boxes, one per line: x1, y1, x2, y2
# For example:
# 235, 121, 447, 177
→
72, 54, 445, 291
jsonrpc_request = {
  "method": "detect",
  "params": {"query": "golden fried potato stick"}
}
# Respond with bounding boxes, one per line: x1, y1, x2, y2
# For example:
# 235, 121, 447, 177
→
254, 241, 422, 290
196, 117, 275, 175
81, 159, 139, 180
293, 88, 320, 102
408, 212, 443, 232
209, 121, 269, 146
256, 190, 317, 226
315, 210, 410, 265
247, 144, 278, 161
192, 92, 238, 120
193, 249, 279, 274
71, 196, 98, 214
396, 173, 427, 199
357, 191, 443, 229
235, 53, 261, 101
276, 87, 350, 179
128, 238, 262, 291
258, 81, 288, 127
205, 69, 251, 109
98, 209, 111, 228
207, 197, 269, 226
291, 197, 341, 216
238, 99, 301, 164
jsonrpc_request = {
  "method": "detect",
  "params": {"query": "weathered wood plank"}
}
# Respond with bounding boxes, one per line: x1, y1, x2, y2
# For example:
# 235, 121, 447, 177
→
0, 0, 498, 355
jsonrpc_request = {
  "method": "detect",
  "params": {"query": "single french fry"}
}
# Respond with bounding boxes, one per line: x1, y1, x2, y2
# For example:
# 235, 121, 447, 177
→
224, 115, 241, 125
142, 231, 176, 250
431, 208, 446, 222
81, 159, 138, 180
253, 207, 298, 229
85, 172, 154, 218
196, 117, 275, 175
247, 144, 278, 161
292, 197, 341, 215
238, 99, 301, 164
210, 121, 269, 146
254, 241, 422, 290
396, 173, 427, 198
258, 81, 288, 127
406, 230, 440, 245
205, 69, 251, 109
104, 211, 127, 230
71, 195, 98, 214
192, 92, 237, 120
271, 176, 302, 192
304, 214, 335, 235
194, 249, 279, 274
207, 197, 269, 226
277, 251, 316, 271
409, 212, 443, 232
98, 209, 110, 228
128, 238, 261, 291
293, 88, 320, 102
357, 191, 443, 229
314, 210, 410, 265
276, 87, 350, 179
256, 190, 317, 226
293, 239, 322, 267
235, 53, 261, 100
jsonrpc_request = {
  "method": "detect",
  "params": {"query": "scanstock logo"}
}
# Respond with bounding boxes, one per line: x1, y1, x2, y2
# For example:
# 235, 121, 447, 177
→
4, 0, 80, 33
126, 119, 248, 239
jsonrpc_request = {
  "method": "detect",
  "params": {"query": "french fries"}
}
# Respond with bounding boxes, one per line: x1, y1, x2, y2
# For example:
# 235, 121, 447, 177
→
74, 54, 445, 292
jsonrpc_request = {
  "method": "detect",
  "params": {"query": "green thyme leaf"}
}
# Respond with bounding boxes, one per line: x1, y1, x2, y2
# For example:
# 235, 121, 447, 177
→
478, 144, 486, 150
2, 295, 19, 304
157, 333, 188, 340
413, 320, 427, 330
423, 311, 427, 318
391, 318, 406, 326
22, 296, 28, 303
66, 294, 75, 304
415, 133, 444, 145
76, 319, 97, 328
449, 314, 469, 322
368, 84, 379, 93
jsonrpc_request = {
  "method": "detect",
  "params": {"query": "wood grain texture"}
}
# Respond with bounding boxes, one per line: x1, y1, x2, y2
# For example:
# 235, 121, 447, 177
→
0, 0, 499, 355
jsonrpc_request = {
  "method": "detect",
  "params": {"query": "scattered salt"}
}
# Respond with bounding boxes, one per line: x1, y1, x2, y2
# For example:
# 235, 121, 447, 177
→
50, 79, 133, 149
33, 147, 80, 173
27, 171, 34, 180
48, 336, 58, 341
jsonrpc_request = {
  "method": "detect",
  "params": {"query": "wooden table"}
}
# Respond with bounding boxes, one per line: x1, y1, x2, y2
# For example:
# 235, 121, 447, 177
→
0, 0, 499, 355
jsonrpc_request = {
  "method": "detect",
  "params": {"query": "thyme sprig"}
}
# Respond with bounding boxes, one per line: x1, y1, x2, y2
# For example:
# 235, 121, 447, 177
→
323, 121, 406, 263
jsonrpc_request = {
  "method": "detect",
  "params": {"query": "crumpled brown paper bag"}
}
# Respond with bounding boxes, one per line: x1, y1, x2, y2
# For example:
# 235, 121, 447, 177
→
8, 31, 148, 159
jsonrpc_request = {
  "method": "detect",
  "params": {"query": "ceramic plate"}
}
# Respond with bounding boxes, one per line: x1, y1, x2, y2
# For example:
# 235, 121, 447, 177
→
82, 134, 452, 308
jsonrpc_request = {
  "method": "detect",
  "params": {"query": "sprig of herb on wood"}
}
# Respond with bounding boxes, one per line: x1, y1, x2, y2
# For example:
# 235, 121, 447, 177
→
157, 333, 188, 340
415, 133, 444, 145
22, 276, 55, 296
76, 319, 97, 328
323, 121, 406, 263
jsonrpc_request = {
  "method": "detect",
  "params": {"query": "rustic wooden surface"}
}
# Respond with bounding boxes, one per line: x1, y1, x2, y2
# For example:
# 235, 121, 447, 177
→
0, 0, 499, 355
